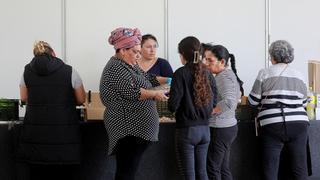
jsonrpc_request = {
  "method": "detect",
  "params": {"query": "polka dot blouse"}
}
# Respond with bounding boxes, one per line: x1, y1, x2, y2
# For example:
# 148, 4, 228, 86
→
99, 56, 160, 155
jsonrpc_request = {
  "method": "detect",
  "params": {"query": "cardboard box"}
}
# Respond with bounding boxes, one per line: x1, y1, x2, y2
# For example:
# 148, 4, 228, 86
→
308, 60, 320, 94
84, 92, 105, 120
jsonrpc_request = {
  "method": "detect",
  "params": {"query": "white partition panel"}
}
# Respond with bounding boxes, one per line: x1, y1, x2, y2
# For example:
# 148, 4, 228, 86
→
270, 0, 320, 83
168, 0, 266, 95
0, 0, 63, 99
66, 0, 165, 92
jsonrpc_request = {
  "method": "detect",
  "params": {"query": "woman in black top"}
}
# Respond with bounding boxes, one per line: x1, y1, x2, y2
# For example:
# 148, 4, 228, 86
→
19, 41, 86, 179
168, 36, 217, 180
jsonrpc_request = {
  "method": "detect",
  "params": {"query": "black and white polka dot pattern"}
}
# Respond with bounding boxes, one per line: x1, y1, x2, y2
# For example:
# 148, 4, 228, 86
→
100, 56, 160, 155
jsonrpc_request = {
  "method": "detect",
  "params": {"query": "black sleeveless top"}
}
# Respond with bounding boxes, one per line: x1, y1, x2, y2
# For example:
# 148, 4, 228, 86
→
18, 55, 81, 164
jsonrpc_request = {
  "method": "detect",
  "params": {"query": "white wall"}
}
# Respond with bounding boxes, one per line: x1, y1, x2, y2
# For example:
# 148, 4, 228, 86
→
0, 0, 63, 99
66, 0, 165, 92
1, 0, 320, 99
270, 0, 320, 82
168, 0, 266, 95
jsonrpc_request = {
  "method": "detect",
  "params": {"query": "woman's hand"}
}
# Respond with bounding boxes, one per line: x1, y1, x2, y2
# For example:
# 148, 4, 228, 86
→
153, 90, 169, 102
139, 88, 168, 101
212, 106, 221, 114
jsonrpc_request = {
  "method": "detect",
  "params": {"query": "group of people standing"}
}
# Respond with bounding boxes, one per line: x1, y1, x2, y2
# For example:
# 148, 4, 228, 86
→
99, 28, 243, 180
19, 26, 310, 180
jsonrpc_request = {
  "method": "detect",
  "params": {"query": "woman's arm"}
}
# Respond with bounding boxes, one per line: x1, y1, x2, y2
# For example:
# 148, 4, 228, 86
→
248, 70, 264, 106
72, 68, 86, 105
216, 76, 239, 112
20, 85, 28, 103
139, 88, 168, 101
74, 85, 86, 105
168, 71, 184, 112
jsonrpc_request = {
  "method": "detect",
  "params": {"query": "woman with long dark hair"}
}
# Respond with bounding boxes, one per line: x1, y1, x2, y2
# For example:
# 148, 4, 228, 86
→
168, 36, 217, 180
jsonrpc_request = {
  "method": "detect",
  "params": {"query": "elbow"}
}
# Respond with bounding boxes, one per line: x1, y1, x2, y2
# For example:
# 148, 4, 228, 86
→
74, 85, 86, 105
20, 97, 27, 104
76, 97, 85, 105
75, 93, 86, 105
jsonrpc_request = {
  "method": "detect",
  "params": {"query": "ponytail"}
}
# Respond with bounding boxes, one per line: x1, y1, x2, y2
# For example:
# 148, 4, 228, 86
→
33, 41, 55, 57
193, 60, 212, 107
229, 54, 244, 96
178, 37, 213, 107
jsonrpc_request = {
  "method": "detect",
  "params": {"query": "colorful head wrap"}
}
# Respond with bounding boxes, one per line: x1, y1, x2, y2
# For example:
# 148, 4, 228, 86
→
108, 27, 142, 50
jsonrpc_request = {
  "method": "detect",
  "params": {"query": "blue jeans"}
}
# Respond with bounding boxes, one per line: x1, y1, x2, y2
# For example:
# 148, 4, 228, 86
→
175, 125, 210, 180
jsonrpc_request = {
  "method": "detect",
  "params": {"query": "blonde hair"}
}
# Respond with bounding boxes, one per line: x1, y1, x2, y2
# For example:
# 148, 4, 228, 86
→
33, 41, 54, 56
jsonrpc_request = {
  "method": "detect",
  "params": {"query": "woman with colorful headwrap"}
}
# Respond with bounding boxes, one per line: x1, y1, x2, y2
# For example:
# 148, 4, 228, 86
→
99, 27, 168, 180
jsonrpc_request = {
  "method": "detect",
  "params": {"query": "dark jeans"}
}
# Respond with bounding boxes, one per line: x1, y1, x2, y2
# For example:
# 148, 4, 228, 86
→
115, 136, 151, 180
175, 125, 210, 180
259, 121, 309, 180
207, 125, 238, 180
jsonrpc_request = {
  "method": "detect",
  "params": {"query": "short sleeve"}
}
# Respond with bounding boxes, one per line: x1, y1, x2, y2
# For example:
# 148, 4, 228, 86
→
20, 74, 26, 87
72, 68, 83, 89
159, 58, 174, 77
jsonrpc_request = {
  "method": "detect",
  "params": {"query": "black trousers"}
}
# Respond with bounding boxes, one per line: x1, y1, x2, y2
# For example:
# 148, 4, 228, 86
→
115, 136, 151, 180
259, 121, 309, 180
207, 125, 238, 180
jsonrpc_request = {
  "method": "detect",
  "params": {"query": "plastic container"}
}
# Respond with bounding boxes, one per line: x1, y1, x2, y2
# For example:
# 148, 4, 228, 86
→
0, 99, 19, 121
306, 87, 316, 120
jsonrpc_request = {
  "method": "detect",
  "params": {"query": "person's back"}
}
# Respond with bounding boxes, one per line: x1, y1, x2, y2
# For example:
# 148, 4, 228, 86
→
21, 55, 80, 164
18, 41, 85, 166
168, 36, 217, 180
248, 40, 309, 180
169, 64, 216, 127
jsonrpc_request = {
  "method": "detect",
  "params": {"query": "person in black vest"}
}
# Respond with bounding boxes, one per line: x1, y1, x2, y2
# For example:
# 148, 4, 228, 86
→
18, 41, 86, 180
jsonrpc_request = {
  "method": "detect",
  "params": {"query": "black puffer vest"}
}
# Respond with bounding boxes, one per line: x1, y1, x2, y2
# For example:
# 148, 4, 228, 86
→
18, 55, 81, 164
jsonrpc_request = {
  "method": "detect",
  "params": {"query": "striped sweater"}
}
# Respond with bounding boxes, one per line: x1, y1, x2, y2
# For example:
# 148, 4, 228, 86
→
209, 69, 241, 128
248, 63, 308, 126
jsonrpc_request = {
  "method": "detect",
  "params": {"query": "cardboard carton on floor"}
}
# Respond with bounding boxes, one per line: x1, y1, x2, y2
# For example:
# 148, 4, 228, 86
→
84, 91, 105, 120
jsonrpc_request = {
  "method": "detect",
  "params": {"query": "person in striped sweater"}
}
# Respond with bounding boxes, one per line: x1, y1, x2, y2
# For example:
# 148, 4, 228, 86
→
202, 44, 243, 180
248, 40, 309, 180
